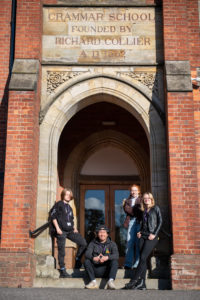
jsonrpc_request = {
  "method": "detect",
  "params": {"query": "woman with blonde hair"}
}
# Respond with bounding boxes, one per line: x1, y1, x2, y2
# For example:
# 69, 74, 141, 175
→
124, 192, 162, 290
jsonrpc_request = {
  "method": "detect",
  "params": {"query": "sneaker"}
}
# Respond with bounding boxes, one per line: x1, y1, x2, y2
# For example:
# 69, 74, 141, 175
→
107, 280, 116, 290
59, 268, 70, 278
85, 281, 98, 289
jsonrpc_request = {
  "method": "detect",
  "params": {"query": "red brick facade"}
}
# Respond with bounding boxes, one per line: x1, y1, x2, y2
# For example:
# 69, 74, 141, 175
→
0, 0, 200, 289
163, 0, 200, 290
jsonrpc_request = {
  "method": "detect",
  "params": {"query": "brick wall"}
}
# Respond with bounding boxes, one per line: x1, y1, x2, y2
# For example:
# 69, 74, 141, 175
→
0, 0, 200, 289
0, 0, 42, 287
0, 90, 40, 287
163, 0, 200, 290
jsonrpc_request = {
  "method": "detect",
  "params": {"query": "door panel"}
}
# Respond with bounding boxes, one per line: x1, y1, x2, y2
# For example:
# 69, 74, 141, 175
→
80, 185, 109, 242
110, 186, 130, 257
80, 184, 131, 265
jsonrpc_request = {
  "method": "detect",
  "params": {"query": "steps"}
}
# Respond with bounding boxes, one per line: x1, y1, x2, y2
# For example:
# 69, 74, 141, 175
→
34, 269, 171, 290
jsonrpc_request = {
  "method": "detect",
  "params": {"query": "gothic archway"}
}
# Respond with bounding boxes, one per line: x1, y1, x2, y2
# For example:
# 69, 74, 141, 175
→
35, 75, 167, 255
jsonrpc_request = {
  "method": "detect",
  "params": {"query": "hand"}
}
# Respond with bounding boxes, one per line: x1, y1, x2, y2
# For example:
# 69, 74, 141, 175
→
148, 234, 155, 240
99, 256, 109, 263
93, 256, 100, 263
74, 228, 78, 233
137, 232, 141, 238
56, 227, 63, 235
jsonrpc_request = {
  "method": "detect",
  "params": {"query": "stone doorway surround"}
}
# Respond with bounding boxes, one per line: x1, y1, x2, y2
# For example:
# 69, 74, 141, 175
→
35, 67, 168, 257
63, 129, 150, 200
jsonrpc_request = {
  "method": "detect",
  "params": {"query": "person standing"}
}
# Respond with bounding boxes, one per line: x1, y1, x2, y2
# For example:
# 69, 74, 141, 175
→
84, 225, 119, 289
51, 188, 87, 278
123, 184, 142, 269
124, 192, 162, 290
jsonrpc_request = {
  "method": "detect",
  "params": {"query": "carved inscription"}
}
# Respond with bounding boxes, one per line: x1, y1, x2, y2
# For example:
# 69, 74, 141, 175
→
43, 7, 159, 64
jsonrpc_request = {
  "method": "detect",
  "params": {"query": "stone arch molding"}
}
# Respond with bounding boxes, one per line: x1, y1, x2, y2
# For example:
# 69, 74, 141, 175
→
35, 76, 167, 255
63, 130, 150, 197
40, 73, 164, 124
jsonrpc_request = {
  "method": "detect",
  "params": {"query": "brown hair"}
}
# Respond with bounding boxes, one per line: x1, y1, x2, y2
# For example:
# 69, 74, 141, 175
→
61, 188, 73, 201
140, 192, 155, 211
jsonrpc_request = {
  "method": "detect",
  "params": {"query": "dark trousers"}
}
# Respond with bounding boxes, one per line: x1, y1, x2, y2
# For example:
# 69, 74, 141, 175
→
133, 236, 158, 280
56, 231, 87, 269
85, 259, 118, 281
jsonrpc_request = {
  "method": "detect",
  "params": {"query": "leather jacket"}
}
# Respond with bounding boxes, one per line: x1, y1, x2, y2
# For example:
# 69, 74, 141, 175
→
141, 205, 162, 237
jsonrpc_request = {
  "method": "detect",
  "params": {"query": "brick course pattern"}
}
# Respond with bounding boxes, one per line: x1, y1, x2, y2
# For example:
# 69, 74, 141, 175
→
0, 0, 200, 289
0, 0, 41, 288
163, 0, 200, 290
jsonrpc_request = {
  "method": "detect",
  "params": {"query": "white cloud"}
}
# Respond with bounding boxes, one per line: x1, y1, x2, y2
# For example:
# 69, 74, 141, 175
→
85, 197, 104, 211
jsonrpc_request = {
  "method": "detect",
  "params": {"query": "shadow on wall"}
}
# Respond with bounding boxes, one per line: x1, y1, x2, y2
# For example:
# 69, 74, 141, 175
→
0, 77, 9, 239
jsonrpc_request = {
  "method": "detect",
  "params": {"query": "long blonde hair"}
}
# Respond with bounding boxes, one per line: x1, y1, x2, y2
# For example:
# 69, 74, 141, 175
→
61, 188, 73, 200
141, 192, 155, 211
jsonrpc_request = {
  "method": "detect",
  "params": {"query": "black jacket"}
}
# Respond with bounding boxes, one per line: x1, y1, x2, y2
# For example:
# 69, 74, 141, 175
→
51, 200, 74, 232
85, 237, 119, 262
141, 205, 162, 237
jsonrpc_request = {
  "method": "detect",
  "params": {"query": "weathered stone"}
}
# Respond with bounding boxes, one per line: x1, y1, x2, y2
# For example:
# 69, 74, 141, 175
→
166, 75, 192, 92
165, 61, 192, 92
42, 7, 163, 65
9, 73, 38, 91
36, 255, 59, 279
165, 60, 191, 75
57, 0, 147, 6
9, 59, 39, 91
12, 59, 39, 74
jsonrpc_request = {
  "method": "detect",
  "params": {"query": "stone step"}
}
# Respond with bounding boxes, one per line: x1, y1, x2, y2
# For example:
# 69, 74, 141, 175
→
34, 277, 171, 290
62, 268, 169, 280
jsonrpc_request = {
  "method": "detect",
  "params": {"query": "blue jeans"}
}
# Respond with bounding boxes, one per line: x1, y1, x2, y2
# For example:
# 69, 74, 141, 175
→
124, 218, 140, 268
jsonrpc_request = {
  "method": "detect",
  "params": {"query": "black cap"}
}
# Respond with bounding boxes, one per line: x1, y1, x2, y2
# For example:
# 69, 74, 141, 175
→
96, 225, 110, 234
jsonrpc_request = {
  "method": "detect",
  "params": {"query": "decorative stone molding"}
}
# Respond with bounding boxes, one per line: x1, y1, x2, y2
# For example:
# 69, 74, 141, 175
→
120, 72, 158, 94
47, 71, 87, 94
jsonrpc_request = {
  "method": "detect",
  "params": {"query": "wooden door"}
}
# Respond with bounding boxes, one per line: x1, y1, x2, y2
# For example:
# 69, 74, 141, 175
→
80, 184, 130, 266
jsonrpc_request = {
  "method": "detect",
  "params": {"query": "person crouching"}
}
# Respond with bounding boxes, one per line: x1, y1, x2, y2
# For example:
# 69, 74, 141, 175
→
84, 225, 119, 289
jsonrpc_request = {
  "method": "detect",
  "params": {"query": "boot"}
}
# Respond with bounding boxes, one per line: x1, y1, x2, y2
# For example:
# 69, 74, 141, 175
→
132, 278, 147, 290
74, 258, 82, 269
59, 268, 70, 278
124, 279, 138, 289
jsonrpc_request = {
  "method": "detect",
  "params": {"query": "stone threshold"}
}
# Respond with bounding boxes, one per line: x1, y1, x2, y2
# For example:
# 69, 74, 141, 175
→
34, 277, 171, 290
35, 269, 171, 290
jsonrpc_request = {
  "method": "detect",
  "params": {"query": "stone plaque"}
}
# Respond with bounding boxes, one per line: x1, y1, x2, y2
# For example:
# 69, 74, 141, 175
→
42, 7, 162, 65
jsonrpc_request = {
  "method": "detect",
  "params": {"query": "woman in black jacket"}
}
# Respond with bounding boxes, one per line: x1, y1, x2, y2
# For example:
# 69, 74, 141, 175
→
124, 192, 162, 290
